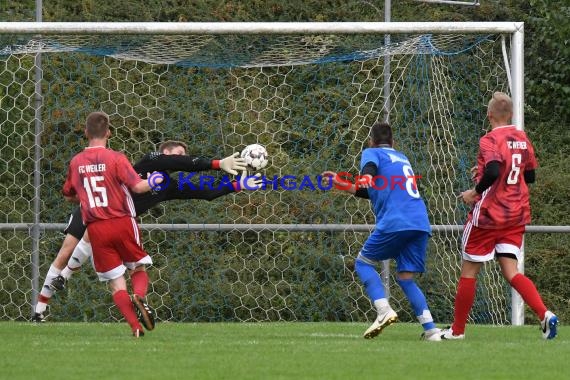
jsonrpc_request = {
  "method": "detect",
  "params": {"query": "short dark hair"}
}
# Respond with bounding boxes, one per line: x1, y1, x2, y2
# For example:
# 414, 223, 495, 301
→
85, 111, 110, 139
370, 122, 393, 146
159, 140, 188, 153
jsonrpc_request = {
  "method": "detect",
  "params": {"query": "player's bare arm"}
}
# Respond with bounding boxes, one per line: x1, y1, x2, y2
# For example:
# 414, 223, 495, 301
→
321, 170, 371, 198
461, 160, 500, 205
321, 171, 357, 194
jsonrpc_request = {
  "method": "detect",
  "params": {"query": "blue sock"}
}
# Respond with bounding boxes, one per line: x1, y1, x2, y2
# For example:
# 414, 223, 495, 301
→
397, 278, 436, 330
355, 259, 385, 301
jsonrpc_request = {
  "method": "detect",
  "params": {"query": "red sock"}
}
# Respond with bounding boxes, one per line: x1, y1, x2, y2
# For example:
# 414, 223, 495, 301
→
510, 273, 548, 320
112, 289, 142, 332
38, 294, 51, 304
451, 277, 477, 335
130, 270, 149, 298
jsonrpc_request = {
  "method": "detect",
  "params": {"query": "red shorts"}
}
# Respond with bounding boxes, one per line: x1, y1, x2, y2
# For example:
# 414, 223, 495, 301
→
87, 216, 152, 281
462, 220, 525, 262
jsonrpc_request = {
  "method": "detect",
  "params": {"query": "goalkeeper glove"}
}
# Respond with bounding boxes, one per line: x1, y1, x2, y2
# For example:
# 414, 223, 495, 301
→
218, 152, 247, 175
234, 171, 263, 191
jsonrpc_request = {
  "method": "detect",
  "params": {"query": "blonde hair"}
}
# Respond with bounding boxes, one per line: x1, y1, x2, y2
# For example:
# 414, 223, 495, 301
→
487, 92, 513, 122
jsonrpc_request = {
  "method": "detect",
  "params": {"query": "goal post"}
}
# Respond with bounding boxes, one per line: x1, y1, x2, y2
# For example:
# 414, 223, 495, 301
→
510, 26, 525, 326
0, 22, 525, 325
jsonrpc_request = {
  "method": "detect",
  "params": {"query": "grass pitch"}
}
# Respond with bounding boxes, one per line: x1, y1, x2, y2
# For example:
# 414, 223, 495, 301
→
1, 322, 567, 380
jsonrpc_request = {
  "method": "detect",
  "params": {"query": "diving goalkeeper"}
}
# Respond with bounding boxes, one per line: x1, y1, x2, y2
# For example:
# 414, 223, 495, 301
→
33, 140, 261, 322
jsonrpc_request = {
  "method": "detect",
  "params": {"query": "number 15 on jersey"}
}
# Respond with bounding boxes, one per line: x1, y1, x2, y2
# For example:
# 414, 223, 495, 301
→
83, 176, 108, 208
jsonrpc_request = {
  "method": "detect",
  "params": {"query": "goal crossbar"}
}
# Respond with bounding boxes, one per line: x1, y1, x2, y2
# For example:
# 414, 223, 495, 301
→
0, 21, 523, 35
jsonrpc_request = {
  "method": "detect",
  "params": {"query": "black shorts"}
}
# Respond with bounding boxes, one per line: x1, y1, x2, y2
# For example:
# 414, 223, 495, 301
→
64, 207, 87, 240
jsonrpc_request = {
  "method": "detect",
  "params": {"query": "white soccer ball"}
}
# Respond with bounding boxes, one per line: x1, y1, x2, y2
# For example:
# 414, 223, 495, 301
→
241, 143, 269, 171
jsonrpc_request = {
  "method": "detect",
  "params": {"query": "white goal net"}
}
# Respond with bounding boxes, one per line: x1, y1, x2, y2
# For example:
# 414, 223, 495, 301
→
0, 22, 524, 324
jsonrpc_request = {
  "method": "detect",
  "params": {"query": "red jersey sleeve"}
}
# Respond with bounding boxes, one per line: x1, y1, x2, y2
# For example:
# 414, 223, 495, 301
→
525, 138, 538, 171
479, 134, 503, 165
115, 153, 142, 189
62, 159, 77, 197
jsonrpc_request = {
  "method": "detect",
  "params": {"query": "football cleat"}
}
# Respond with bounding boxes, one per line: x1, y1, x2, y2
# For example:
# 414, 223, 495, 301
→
363, 309, 398, 339
31, 312, 46, 323
541, 311, 558, 340
132, 294, 155, 331
132, 328, 145, 338
49, 275, 67, 291
440, 326, 465, 340
420, 328, 442, 342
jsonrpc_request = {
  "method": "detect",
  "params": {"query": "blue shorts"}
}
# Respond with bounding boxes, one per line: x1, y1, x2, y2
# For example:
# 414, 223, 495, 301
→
358, 230, 429, 273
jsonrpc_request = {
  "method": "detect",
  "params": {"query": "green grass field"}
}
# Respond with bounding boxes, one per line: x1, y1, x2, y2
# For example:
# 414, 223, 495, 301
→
1, 322, 567, 380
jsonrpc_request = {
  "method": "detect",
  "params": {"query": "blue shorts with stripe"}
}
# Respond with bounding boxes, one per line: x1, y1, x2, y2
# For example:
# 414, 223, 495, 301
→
358, 230, 429, 273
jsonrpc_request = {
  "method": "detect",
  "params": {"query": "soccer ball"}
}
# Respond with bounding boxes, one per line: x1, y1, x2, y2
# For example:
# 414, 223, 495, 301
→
241, 143, 269, 171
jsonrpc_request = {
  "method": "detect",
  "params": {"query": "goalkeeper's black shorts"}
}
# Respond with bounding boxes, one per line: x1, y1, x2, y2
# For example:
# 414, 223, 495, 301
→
64, 207, 87, 240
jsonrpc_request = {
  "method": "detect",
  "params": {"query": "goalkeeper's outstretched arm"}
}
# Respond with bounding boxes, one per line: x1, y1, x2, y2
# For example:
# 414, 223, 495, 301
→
134, 152, 246, 176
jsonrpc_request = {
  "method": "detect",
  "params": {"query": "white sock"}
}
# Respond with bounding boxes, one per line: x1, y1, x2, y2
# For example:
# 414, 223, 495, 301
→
61, 237, 92, 279
35, 301, 48, 314
417, 309, 434, 325
60, 266, 73, 279
373, 298, 391, 314
35, 265, 61, 313
41, 264, 61, 296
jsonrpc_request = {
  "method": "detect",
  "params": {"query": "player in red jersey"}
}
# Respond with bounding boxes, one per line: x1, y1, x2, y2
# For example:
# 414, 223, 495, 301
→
440, 92, 558, 340
62, 111, 160, 337
33, 140, 250, 322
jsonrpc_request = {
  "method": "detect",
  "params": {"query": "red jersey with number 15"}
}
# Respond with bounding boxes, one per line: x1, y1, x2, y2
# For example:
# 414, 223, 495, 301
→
469, 125, 538, 229
62, 146, 141, 224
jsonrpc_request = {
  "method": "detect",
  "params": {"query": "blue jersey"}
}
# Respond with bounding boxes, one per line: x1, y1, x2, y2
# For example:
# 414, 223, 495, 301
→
360, 147, 431, 234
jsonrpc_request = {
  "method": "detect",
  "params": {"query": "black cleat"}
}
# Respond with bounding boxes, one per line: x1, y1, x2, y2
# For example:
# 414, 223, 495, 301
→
49, 275, 67, 291
133, 328, 145, 338
132, 294, 155, 331
31, 313, 46, 323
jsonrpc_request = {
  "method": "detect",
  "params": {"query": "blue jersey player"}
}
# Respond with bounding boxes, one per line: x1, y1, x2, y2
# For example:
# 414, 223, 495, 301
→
322, 122, 440, 341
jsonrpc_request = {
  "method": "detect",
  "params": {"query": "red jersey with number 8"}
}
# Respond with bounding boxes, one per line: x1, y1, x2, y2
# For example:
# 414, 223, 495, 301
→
63, 146, 141, 224
469, 125, 538, 229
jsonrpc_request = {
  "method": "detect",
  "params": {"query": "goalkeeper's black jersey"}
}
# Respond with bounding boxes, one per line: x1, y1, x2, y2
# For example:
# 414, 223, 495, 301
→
133, 151, 213, 178
64, 151, 235, 239
131, 152, 234, 215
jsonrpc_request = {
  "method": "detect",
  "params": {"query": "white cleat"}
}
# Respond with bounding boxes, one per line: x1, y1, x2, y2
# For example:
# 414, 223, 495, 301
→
420, 328, 442, 342
363, 309, 398, 339
540, 310, 558, 340
440, 326, 465, 340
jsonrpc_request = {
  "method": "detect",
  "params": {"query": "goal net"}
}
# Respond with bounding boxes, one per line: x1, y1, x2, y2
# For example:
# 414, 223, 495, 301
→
0, 23, 522, 324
